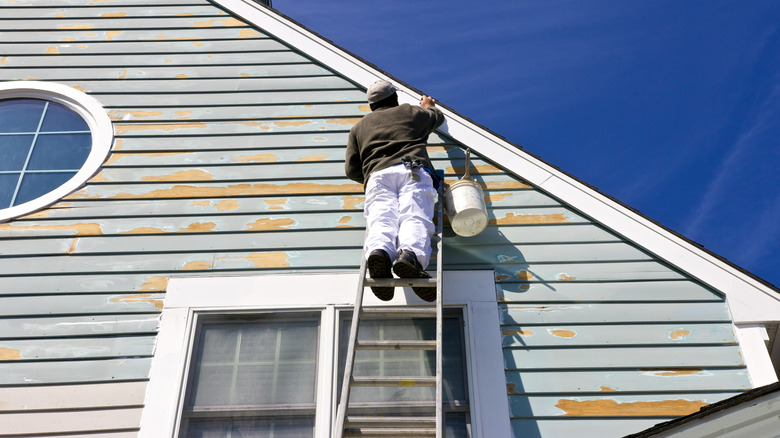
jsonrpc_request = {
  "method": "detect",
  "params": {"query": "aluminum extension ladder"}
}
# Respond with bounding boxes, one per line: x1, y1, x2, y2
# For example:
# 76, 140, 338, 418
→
334, 178, 445, 437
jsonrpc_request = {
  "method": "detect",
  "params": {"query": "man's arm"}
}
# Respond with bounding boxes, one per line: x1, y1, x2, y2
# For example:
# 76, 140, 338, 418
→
345, 128, 364, 184
420, 95, 445, 129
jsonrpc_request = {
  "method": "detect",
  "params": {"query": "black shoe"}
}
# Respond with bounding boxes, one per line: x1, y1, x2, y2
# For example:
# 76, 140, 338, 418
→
367, 249, 394, 301
392, 250, 436, 302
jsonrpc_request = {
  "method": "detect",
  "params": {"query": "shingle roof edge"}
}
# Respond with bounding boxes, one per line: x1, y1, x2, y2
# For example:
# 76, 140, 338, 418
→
213, 0, 780, 322
623, 381, 780, 438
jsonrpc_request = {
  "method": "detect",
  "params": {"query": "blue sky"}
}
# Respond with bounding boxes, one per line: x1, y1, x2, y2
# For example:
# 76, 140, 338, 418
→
274, 0, 780, 287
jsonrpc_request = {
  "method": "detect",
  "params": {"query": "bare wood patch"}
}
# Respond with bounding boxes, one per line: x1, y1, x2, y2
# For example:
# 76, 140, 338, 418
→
233, 153, 279, 163
110, 294, 163, 310
550, 330, 577, 338
0, 348, 21, 361
139, 276, 169, 292
555, 398, 707, 417
0, 222, 103, 235
245, 217, 295, 231
140, 169, 215, 182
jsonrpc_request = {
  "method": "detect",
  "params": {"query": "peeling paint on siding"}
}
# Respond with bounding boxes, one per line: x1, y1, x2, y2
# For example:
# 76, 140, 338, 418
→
216, 200, 239, 211
245, 217, 295, 231
326, 118, 360, 126
140, 170, 215, 182
194, 18, 245, 28
139, 276, 169, 292
109, 110, 163, 119
599, 386, 618, 392
115, 123, 208, 133
60, 24, 93, 30
180, 260, 213, 271
178, 222, 217, 233
219, 252, 291, 268
44, 46, 59, 54
341, 195, 364, 210
670, 330, 691, 340
0, 348, 22, 361
264, 199, 288, 210
110, 294, 163, 310
557, 274, 577, 281
233, 154, 279, 163
238, 29, 260, 38
477, 180, 531, 189
555, 398, 708, 417
0, 223, 103, 235
491, 212, 569, 225
642, 369, 706, 377
485, 193, 512, 203
119, 227, 165, 235
502, 330, 533, 336
70, 182, 364, 200
550, 330, 577, 338
507, 383, 520, 395
106, 30, 122, 41
274, 121, 310, 127
336, 216, 354, 227
446, 164, 502, 174
68, 238, 79, 254
297, 154, 330, 162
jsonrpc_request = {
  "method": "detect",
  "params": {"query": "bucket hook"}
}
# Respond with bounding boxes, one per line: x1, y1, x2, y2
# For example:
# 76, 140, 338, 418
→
462, 148, 472, 180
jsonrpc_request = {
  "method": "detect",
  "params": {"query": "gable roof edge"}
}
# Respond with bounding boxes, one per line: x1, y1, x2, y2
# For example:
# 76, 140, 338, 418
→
214, 0, 780, 323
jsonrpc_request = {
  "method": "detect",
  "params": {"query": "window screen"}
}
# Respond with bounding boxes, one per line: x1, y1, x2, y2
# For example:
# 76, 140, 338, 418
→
180, 315, 320, 438
0, 98, 91, 208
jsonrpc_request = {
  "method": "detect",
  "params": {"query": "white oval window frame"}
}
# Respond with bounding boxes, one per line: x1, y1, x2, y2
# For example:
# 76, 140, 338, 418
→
0, 81, 113, 222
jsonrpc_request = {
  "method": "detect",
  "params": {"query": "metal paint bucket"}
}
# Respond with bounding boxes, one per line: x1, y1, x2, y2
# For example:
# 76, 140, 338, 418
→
444, 150, 488, 237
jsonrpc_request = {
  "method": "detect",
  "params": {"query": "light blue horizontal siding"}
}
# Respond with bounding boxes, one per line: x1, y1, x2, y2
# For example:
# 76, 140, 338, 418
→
0, 1, 751, 437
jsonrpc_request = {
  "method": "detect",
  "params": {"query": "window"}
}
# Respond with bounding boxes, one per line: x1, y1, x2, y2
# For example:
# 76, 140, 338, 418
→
0, 81, 113, 222
140, 272, 510, 437
181, 314, 320, 437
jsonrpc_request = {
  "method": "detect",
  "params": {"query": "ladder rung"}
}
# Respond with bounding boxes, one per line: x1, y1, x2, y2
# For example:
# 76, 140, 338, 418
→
356, 340, 436, 350
344, 427, 435, 436
360, 307, 436, 318
346, 416, 435, 428
351, 376, 436, 387
364, 278, 436, 287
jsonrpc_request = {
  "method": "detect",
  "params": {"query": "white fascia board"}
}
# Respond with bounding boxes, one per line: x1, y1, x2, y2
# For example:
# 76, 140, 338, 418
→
214, 0, 780, 323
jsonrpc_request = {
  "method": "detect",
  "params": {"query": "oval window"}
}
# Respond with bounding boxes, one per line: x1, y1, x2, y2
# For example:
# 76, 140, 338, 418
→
0, 82, 113, 222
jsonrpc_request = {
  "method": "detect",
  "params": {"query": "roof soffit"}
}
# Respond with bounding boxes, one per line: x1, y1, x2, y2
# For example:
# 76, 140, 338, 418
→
212, 0, 780, 322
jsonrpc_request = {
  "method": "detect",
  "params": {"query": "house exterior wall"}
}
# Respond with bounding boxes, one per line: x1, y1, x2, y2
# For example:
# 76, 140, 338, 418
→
0, 0, 753, 437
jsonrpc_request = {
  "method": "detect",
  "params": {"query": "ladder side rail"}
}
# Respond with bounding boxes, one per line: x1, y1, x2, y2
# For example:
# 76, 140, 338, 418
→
334, 242, 369, 437
435, 178, 445, 438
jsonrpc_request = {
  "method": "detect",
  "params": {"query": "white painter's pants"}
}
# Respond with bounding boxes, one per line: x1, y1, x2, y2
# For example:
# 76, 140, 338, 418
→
364, 165, 437, 269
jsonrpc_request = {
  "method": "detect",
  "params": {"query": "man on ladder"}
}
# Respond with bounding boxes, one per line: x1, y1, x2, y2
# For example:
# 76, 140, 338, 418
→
345, 79, 445, 302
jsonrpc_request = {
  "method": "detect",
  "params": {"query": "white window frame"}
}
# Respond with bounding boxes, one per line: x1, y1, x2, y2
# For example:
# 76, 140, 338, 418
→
140, 270, 510, 437
0, 81, 113, 222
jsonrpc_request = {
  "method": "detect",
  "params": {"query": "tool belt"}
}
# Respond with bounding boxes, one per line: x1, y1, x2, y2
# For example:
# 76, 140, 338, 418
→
401, 155, 440, 189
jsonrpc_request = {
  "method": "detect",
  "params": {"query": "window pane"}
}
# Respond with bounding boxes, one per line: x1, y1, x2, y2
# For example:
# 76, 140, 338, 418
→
186, 417, 315, 438
188, 318, 319, 408
0, 99, 46, 132
28, 133, 91, 170
0, 135, 35, 171
0, 173, 20, 208
40, 101, 89, 132
14, 172, 75, 205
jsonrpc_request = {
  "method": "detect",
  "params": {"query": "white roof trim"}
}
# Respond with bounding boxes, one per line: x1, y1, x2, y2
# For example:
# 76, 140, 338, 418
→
215, 0, 780, 323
